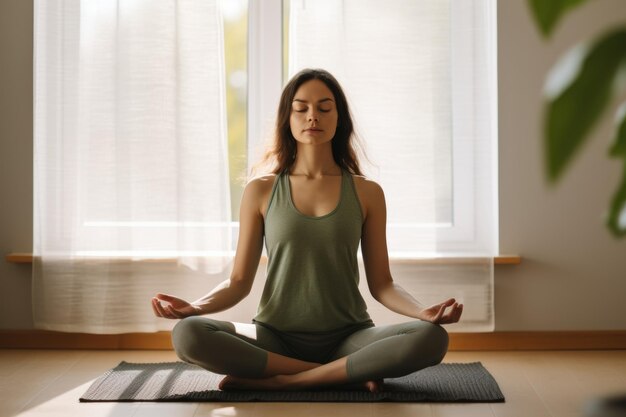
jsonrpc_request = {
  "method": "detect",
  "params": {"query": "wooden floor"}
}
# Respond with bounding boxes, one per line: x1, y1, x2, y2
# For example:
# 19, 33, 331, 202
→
0, 349, 625, 417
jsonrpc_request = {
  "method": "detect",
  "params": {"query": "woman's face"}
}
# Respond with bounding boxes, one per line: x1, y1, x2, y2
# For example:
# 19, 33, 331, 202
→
290, 79, 338, 146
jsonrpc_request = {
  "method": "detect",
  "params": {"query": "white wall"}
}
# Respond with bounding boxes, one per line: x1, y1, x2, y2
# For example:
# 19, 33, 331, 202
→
1, 0, 625, 332
0, 0, 34, 329
495, 0, 626, 330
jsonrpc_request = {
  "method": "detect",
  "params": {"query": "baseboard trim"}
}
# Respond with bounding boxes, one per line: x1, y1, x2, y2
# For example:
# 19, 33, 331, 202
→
448, 331, 626, 350
1, 330, 625, 351
0, 330, 174, 350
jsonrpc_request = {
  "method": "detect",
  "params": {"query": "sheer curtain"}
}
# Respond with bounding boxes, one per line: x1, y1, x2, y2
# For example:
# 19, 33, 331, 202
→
288, 0, 498, 331
33, 0, 232, 333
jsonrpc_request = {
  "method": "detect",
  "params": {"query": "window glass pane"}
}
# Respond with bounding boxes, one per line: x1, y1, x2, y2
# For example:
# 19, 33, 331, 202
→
221, 0, 248, 220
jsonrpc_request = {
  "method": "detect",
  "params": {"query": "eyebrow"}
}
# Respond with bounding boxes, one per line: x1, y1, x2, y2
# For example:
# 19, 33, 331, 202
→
292, 98, 334, 104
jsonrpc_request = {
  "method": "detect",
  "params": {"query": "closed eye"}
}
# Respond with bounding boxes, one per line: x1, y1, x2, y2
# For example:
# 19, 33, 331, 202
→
292, 107, 332, 113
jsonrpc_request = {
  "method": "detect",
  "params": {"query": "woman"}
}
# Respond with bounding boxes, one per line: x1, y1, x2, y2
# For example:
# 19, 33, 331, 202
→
152, 68, 463, 392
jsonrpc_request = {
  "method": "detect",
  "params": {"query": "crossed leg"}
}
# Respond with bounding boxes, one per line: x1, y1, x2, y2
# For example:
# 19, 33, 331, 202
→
171, 316, 320, 377
172, 317, 448, 391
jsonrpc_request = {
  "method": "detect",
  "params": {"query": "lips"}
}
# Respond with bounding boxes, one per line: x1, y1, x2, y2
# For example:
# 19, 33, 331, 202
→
304, 128, 323, 132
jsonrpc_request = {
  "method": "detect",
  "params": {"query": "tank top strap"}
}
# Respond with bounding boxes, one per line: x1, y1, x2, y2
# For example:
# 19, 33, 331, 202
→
265, 170, 288, 218
341, 169, 365, 225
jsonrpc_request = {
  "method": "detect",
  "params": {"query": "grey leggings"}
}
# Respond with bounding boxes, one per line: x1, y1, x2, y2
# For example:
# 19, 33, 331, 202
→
172, 317, 449, 383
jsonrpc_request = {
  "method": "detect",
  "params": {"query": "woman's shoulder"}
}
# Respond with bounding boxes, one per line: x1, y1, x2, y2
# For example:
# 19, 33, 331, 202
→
243, 173, 279, 216
350, 174, 385, 220
246, 173, 278, 188
351, 174, 384, 196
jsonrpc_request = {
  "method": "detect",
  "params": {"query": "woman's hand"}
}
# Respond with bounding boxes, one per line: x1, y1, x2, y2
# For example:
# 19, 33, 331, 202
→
151, 293, 202, 319
417, 298, 463, 325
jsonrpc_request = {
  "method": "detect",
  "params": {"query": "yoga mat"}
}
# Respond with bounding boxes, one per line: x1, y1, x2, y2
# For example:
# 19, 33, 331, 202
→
80, 361, 504, 403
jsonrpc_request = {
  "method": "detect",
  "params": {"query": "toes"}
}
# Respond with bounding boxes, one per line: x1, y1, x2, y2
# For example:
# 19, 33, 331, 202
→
365, 380, 384, 393
218, 376, 233, 390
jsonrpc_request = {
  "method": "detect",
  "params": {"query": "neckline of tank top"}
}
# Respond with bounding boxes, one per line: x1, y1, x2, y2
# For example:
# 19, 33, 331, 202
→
285, 169, 345, 220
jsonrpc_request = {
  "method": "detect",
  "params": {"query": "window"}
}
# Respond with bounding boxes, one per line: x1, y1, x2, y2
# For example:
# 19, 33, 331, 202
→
35, 0, 496, 261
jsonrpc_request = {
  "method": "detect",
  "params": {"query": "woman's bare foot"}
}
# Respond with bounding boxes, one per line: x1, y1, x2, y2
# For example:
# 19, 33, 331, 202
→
364, 380, 383, 393
338, 379, 383, 392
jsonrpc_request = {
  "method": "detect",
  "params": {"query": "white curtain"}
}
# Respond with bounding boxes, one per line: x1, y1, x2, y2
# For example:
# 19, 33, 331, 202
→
289, 0, 497, 331
33, 0, 232, 333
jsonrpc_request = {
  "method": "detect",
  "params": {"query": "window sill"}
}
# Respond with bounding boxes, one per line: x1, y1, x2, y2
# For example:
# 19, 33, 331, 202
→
5, 252, 521, 265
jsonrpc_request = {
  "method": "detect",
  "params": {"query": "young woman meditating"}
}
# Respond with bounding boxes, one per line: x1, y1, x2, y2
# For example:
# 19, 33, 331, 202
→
152, 68, 463, 392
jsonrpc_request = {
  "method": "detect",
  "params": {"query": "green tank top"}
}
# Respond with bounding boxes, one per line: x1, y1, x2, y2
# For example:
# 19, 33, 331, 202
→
254, 168, 373, 332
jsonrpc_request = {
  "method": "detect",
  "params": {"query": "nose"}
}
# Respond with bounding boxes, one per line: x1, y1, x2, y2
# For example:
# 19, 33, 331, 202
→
307, 110, 319, 122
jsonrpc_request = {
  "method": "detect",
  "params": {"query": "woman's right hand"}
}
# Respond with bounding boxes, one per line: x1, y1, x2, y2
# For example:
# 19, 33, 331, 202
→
151, 293, 202, 319
416, 298, 463, 325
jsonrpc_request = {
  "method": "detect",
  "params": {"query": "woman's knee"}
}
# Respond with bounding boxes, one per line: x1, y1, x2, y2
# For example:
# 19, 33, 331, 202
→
172, 317, 269, 377
403, 321, 449, 368
171, 316, 217, 363
421, 322, 449, 365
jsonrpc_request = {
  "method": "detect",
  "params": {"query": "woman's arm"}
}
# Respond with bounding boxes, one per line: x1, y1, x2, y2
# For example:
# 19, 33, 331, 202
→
152, 176, 270, 319
358, 178, 463, 325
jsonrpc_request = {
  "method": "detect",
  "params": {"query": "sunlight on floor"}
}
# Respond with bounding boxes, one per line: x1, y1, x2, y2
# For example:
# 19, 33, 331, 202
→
209, 406, 239, 417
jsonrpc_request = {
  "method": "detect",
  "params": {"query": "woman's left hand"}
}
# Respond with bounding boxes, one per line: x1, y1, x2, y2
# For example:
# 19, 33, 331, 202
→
417, 298, 463, 325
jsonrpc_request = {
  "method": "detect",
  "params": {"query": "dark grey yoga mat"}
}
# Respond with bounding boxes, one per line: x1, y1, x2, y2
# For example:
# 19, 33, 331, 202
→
80, 361, 504, 403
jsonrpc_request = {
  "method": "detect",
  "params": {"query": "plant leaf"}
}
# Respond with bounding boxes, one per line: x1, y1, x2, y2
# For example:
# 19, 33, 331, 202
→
607, 103, 626, 237
545, 28, 626, 183
527, 0, 589, 38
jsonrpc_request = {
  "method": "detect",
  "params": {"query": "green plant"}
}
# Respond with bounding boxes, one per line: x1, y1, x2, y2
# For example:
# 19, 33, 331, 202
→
527, 0, 626, 237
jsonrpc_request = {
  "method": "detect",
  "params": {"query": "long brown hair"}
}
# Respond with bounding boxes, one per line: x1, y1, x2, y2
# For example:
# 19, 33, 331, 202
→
251, 68, 366, 177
